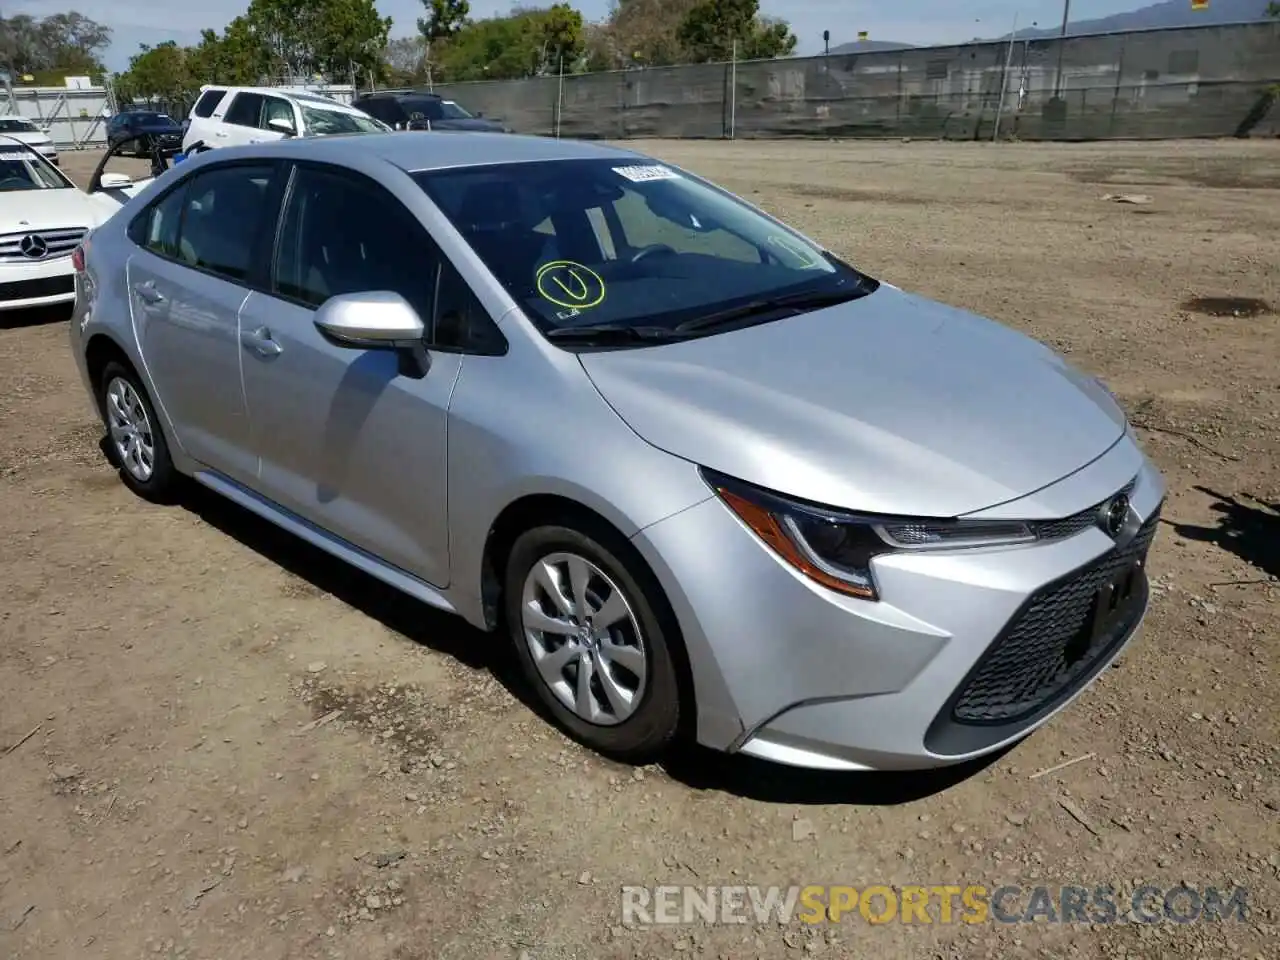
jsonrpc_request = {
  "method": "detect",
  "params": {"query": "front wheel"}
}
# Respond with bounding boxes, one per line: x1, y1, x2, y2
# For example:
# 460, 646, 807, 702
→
504, 522, 683, 762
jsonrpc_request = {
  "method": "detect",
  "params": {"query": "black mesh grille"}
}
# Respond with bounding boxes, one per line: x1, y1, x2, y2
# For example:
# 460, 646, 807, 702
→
951, 505, 1159, 725
0, 274, 74, 300
1034, 478, 1137, 543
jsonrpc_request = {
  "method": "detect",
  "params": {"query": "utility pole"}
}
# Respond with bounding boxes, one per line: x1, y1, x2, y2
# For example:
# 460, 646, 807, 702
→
1052, 0, 1071, 97
992, 12, 1018, 141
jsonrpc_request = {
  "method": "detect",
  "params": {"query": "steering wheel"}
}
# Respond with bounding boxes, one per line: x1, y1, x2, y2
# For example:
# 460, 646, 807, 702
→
630, 243, 677, 263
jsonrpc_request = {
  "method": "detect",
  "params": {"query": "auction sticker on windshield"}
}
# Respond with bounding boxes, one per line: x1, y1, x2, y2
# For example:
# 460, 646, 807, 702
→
0, 152, 32, 161
612, 164, 681, 183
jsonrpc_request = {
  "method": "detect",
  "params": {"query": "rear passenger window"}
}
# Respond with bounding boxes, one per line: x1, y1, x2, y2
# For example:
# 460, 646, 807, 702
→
175, 164, 278, 281
223, 93, 264, 127
192, 89, 224, 118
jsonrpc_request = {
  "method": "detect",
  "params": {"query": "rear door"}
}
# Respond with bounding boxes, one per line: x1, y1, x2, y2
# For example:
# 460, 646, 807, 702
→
215, 92, 265, 147
126, 160, 285, 483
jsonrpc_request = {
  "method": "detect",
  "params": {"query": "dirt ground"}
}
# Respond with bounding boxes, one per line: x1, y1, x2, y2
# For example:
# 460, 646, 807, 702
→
2, 139, 1278, 960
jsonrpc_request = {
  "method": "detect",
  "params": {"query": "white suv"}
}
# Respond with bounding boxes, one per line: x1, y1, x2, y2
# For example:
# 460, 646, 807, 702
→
181, 86, 389, 154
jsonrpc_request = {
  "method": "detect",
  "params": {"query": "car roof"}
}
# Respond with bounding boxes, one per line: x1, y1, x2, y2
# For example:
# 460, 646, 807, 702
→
199, 84, 358, 108
195, 131, 644, 174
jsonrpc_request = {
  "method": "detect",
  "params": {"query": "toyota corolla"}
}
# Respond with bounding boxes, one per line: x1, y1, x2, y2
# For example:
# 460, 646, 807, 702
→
68, 133, 1163, 771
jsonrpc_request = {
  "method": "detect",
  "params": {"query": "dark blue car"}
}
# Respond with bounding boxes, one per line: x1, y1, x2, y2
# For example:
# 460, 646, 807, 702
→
106, 110, 185, 157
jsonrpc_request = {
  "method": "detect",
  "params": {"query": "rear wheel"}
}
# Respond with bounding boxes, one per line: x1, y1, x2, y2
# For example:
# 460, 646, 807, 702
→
504, 521, 682, 762
97, 361, 178, 502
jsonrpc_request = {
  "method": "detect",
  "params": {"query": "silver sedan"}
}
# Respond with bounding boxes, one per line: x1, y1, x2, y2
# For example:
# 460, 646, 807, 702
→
68, 132, 1164, 771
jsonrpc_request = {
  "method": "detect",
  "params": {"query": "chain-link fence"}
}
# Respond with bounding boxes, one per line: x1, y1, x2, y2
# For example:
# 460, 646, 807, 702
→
431, 20, 1280, 141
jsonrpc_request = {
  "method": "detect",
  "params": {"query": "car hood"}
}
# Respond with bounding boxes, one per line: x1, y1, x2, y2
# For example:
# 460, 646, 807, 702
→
577, 285, 1127, 518
1, 188, 113, 229
5, 131, 51, 146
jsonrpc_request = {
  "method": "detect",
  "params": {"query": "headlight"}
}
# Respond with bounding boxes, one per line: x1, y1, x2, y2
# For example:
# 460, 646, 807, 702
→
703, 469, 1036, 602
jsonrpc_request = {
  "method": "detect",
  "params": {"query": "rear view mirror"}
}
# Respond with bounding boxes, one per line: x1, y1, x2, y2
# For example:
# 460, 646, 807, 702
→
99, 172, 132, 188
313, 291, 431, 378
644, 191, 721, 233
267, 117, 296, 137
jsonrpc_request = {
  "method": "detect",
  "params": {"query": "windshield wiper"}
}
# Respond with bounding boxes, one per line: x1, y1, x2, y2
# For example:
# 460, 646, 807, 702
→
544, 324, 686, 346
675, 288, 864, 335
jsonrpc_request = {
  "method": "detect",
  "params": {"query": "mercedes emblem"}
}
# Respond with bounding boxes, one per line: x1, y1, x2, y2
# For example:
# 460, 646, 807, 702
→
19, 234, 49, 260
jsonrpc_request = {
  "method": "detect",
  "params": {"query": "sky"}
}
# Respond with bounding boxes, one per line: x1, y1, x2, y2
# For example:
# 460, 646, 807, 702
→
8, 0, 1155, 73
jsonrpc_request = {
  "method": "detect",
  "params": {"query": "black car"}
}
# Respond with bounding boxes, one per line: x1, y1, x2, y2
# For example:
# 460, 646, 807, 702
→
351, 91, 509, 132
106, 111, 185, 157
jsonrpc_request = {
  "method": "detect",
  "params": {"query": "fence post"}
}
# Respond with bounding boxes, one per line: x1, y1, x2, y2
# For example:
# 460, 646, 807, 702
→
729, 39, 737, 139
993, 12, 1019, 142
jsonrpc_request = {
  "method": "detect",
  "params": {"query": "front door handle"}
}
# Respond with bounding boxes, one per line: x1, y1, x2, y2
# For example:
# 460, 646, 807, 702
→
132, 281, 163, 304
241, 326, 283, 358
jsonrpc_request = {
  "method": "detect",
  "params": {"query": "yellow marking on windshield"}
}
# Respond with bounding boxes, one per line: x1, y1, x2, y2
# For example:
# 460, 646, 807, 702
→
536, 260, 606, 310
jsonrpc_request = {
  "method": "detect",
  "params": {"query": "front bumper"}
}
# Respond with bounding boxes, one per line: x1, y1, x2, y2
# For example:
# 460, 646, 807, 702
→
0, 257, 76, 311
631, 436, 1165, 771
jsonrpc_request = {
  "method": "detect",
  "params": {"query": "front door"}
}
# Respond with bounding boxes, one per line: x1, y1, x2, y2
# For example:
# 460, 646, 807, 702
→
238, 162, 460, 587
126, 162, 282, 484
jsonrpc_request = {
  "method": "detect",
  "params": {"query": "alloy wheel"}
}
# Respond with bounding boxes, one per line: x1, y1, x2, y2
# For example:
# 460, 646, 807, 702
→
105, 376, 155, 482
520, 552, 647, 726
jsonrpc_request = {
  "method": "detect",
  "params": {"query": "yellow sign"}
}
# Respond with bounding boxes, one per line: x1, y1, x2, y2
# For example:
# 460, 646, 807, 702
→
857, 31, 869, 41
535, 260, 605, 310
1190, 0, 1207, 9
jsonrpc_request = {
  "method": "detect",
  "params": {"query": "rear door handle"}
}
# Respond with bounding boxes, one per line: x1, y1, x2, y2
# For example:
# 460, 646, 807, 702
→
241, 326, 283, 358
132, 281, 163, 304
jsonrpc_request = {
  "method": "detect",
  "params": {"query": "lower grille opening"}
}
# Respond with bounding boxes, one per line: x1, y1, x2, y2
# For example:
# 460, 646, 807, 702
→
925, 505, 1160, 755
0, 274, 75, 300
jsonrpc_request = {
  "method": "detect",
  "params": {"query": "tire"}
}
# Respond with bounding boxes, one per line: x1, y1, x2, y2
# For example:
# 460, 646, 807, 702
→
504, 520, 683, 763
96, 360, 179, 503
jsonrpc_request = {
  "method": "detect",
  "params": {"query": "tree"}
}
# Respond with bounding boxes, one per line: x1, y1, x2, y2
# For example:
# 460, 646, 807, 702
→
0, 10, 111, 80
383, 36, 427, 84
432, 4, 585, 81
114, 41, 192, 101
243, 0, 391, 80
418, 0, 470, 42
600, 0, 700, 67
676, 0, 795, 62
1268, 1, 1279, 16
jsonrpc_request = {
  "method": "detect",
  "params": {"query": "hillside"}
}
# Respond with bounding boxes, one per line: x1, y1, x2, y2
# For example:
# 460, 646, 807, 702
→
827, 39, 916, 55
999, 0, 1274, 39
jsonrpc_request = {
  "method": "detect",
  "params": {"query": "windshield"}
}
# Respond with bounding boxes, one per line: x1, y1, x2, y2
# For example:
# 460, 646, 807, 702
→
439, 100, 473, 120
132, 112, 174, 124
0, 118, 37, 133
300, 105, 387, 136
400, 97, 472, 121
0, 147, 70, 190
413, 158, 868, 335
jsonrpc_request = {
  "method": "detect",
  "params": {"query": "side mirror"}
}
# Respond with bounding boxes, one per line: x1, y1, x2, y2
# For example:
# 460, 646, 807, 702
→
100, 172, 133, 188
313, 291, 431, 378
267, 117, 296, 137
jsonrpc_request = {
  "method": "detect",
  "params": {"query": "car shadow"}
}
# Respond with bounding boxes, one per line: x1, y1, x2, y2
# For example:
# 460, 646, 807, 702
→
660, 739, 1013, 805
1171, 485, 1280, 580
175, 480, 504, 679
0, 303, 73, 330
169, 479, 1007, 805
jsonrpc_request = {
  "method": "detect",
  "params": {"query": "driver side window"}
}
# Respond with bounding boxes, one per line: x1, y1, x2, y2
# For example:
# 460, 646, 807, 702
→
611, 185, 759, 263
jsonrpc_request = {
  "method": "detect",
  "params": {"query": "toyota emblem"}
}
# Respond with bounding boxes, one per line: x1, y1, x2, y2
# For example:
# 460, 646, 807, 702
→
19, 234, 48, 260
1102, 493, 1130, 538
